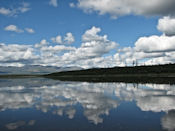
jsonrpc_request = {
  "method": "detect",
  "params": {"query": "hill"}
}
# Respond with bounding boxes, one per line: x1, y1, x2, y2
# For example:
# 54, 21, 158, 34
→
44, 64, 175, 84
0, 65, 82, 75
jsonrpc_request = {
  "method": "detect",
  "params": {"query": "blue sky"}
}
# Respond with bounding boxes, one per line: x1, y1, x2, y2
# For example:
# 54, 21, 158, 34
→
0, 0, 160, 46
0, 0, 175, 68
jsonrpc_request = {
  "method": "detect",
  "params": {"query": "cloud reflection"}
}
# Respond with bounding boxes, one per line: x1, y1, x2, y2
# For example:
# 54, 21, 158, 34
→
161, 110, 175, 131
6, 121, 26, 130
0, 78, 175, 126
5, 120, 35, 130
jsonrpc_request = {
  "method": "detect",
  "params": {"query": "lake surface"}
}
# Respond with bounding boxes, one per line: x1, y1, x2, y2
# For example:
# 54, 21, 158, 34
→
0, 78, 175, 131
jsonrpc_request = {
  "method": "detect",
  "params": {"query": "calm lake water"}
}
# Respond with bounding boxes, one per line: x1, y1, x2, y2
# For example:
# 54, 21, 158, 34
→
0, 78, 175, 131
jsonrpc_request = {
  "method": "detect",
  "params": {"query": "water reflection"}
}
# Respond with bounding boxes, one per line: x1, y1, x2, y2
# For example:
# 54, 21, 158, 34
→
0, 78, 175, 130
161, 110, 175, 131
114, 83, 175, 112
6, 120, 35, 130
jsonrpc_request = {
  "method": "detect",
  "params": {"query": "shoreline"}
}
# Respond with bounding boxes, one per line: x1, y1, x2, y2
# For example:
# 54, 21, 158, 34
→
1, 64, 175, 84
44, 74, 175, 84
1, 74, 175, 84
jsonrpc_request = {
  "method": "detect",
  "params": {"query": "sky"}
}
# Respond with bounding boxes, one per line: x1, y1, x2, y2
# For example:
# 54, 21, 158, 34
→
0, 0, 175, 68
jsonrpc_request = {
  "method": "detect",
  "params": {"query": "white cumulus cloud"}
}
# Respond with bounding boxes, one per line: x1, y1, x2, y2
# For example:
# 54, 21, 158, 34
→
135, 35, 175, 53
64, 33, 75, 44
4, 25, 35, 34
0, 8, 11, 15
0, 2, 30, 17
0, 43, 37, 67
157, 16, 175, 36
4, 25, 23, 33
51, 33, 75, 44
62, 26, 117, 62
35, 39, 49, 48
76, 0, 175, 18
51, 35, 62, 44
49, 0, 58, 7
25, 28, 35, 34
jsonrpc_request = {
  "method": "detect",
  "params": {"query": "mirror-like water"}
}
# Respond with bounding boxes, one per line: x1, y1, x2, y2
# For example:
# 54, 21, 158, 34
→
0, 78, 175, 131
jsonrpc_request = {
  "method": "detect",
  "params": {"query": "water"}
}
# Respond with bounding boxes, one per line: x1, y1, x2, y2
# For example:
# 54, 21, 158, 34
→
0, 78, 175, 131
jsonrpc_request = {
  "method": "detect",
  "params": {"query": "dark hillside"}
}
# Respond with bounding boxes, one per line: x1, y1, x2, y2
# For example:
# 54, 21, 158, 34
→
47, 64, 175, 76
44, 64, 175, 84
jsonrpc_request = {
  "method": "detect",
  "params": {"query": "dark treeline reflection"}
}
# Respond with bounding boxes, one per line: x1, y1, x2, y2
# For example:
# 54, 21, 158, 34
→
0, 78, 175, 131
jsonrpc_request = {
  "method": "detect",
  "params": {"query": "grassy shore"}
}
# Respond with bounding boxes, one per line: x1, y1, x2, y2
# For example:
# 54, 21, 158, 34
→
1, 64, 175, 84
44, 64, 175, 84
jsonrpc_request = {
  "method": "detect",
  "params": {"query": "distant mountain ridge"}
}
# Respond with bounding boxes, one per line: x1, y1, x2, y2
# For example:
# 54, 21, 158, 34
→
0, 65, 83, 75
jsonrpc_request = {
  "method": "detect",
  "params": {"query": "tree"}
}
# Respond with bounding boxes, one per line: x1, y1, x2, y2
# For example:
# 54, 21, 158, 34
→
136, 59, 138, 66
125, 61, 127, 67
133, 60, 135, 66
